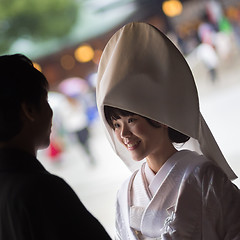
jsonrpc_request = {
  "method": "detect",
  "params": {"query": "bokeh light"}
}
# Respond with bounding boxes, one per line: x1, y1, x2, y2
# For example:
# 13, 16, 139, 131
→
74, 44, 94, 63
33, 62, 42, 72
162, 0, 183, 17
60, 54, 75, 70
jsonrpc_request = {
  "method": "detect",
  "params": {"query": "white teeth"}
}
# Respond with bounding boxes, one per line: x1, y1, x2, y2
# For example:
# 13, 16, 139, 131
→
126, 141, 140, 148
128, 143, 136, 147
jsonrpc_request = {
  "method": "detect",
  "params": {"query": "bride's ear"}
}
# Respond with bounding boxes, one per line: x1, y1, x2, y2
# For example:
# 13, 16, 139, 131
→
21, 102, 36, 122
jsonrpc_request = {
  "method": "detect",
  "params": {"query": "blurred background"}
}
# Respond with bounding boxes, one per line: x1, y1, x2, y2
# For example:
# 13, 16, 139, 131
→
1, 0, 240, 237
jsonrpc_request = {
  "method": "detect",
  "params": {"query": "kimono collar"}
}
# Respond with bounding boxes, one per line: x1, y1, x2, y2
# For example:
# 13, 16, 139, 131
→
144, 163, 155, 187
96, 22, 237, 180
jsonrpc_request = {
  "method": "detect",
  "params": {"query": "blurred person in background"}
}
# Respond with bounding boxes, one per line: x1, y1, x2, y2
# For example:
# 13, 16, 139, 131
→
58, 77, 96, 165
60, 94, 96, 165
96, 22, 240, 239
196, 42, 219, 82
0, 54, 111, 239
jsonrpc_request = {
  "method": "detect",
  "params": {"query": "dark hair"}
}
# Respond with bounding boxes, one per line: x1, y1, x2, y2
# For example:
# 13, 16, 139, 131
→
104, 105, 190, 144
0, 54, 49, 141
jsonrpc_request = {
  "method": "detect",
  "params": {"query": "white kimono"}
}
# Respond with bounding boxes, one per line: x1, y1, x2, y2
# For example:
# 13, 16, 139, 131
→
115, 150, 240, 240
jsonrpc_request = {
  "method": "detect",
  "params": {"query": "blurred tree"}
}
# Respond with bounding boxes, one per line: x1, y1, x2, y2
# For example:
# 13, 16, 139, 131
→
0, 0, 79, 53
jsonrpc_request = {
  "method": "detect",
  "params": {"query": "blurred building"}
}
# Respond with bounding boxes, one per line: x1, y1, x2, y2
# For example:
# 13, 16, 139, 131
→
32, 0, 240, 90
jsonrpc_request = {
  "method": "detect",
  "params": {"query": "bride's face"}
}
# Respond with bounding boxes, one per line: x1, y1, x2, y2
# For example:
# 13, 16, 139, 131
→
112, 114, 170, 162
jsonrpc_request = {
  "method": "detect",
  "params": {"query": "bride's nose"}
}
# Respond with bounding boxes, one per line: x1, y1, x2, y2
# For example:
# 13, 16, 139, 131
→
120, 124, 132, 138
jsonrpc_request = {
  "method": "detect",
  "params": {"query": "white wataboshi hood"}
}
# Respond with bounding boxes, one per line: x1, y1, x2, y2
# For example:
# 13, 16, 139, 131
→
96, 22, 237, 180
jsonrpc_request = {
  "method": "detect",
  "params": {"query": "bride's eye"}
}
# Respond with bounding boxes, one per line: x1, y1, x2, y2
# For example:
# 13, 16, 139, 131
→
113, 122, 120, 129
128, 118, 136, 123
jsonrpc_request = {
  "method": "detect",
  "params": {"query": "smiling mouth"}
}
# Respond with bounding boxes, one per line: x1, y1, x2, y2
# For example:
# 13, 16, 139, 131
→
125, 140, 141, 150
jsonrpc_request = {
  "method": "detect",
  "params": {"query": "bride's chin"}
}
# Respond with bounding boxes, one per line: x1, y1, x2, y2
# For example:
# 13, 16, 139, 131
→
131, 155, 145, 162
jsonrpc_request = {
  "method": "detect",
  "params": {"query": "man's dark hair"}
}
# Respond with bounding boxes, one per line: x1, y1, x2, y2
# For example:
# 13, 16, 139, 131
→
104, 105, 190, 144
0, 54, 49, 141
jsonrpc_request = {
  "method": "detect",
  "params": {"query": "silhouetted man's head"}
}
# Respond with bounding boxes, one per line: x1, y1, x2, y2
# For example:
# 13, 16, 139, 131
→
0, 54, 49, 141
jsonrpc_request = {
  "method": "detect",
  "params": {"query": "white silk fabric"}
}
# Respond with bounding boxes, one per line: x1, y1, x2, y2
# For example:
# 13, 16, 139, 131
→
116, 150, 240, 239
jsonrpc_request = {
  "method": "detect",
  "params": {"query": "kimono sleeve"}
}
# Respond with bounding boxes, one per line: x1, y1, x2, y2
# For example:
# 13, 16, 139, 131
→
115, 174, 137, 240
164, 162, 240, 240
201, 163, 240, 239
115, 197, 123, 240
